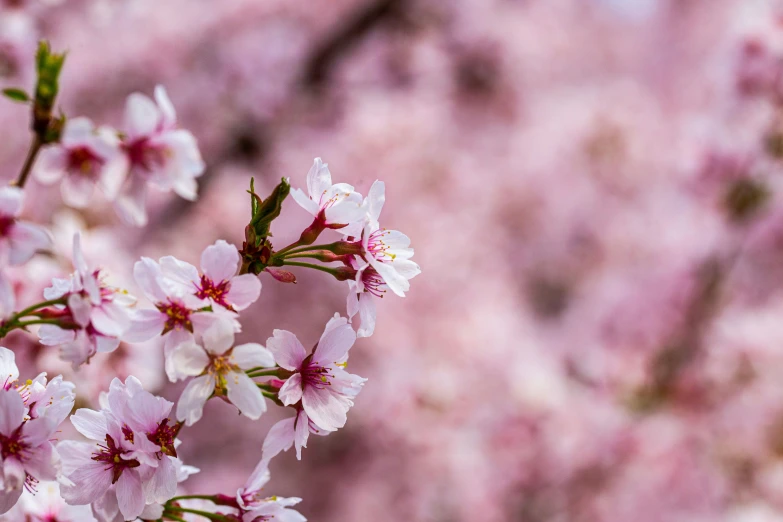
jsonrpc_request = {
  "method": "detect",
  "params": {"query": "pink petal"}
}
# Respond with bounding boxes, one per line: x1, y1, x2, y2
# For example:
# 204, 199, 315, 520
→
231, 343, 275, 370
261, 417, 295, 463
70, 408, 108, 441
294, 409, 310, 460
154, 85, 177, 129
200, 240, 240, 283
116, 469, 145, 520
265, 330, 306, 371
124, 92, 159, 139
278, 374, 303, 406
61, 174, 95, 208
226, 274, 261, 310
123, 309, 165, 343
301, 387, 347, 432
0, 389, 24, 436
132, 257, 167, 303
0, 187, 23, 217
313, 319, 356, 366
7, 221, 51, 266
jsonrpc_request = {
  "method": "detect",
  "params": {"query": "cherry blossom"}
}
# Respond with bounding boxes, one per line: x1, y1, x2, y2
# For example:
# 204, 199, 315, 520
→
160, 239, 261, 312
171, 320, 275, 426
33, 117, 126, 208
37, 234, 136, 368
58, 378, 184, 520
125, 256, 236, 352
4, 481, 96, 522
114, 86, 205, 227
237, 460, 306, 522
266, 314, 365, 433
290, 157, 364, 229
0, 347, 75, 514
349, 181, 420, 298
0, 187, 51, 266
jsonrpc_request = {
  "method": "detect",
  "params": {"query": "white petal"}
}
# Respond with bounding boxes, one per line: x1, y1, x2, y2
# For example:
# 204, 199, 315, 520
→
124, 92, 160, 139
159, 255, 200, 292
132, 257, 167, 302
67, 293, 92, 327
201, 317, 235, 355
70, 408, 108, 441
0, 187, 22, 217
154, 85, 177, 129
290, 187, 319, 216
0, 389, 24, 435
306, 157, 332, 200
176, 375, 213, 426
0, 347, 19, 384
61, 175, 95, 209
225, 371, 266, 420
293, 409, 310, 460
356, 293, 377, 338
167, 341, 209, 382
123, 309, 165, 343
231, 343, 275, 370
366, 180, 385, 225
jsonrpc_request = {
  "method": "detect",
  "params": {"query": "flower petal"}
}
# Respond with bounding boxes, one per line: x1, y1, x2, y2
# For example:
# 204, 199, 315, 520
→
278, 374, 303, 407
225, 371, 266, 420
265, 330, 306, 371
176, 375, 214, 426
231, 343, 275, 370
200, 240, 239, 283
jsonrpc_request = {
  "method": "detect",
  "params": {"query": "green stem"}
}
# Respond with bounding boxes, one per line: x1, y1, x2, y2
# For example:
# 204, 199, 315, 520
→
246, 368, 280, 378
12, 297, 65, 320
168, 495, 218, 502
164, 507, 230, 521
280, 260, 340, 276
258, 387, 279, 400
14, 319, 67, 328
163, 514, 187, 522
279, 242, 339, 257
13, 134, 42, 188
281, 252, 331, 261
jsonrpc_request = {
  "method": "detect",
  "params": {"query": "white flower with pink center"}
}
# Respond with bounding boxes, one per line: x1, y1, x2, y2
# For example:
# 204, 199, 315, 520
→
353, 181, 420, 298
38, 234, 136, 368
171, 320, 275, 426
0, 347, 75, 515
114, 85, 205, 227
290, 157, 365, 228
267, 314, 365, 433
33, 117, 126, 208
160, 239, 261, 312
125, 256, 237, 352
237, 460, 306, 522
0, 187, 51, 266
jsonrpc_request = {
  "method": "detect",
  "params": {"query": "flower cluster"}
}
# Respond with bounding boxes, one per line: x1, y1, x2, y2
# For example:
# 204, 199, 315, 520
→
34, 86, 204, 227
0, 39, 418, 522
0, 347, 75, 514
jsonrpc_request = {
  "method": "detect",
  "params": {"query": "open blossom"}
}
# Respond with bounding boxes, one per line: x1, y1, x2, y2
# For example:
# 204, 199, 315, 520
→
58, 377, 183, 521
33, 117, 126, 208
4, 481, 96, 522
267, 314, 365, 433
0, 186, 51, 266
38, 234, 136, 368
125, 256, 236, 352
160, 239, 261, 312
290, 157, 365, 228
237, 460, 306, 522
114, 85, 205, 227
171, 320, 275, 426
0, 347, 75, 514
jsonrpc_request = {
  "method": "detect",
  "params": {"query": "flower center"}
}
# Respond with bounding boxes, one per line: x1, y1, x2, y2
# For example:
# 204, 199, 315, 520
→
361, 267, 386, 298
124, 137, 169, 175
366, 229, 396, 262
146, 419, 180, 457
67, 146, 103, 178
157, 300, 193, 334
0, 215, 15, 238
195, 275, 232, 310
92, 434, 140, 484
300, 355, 332, 390
0, 427, 27, 460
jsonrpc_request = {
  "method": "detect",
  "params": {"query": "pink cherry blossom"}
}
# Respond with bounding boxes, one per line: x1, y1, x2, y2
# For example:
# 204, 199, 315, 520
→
4, 481, 96, 522
236, 460, 306, 522
33, 117, 126, 208
113, 86, 205, 227
290, 157, 364, 229
171, 320, 274, 426
0, 187, 51, 266
58, 377, 185, 520
38, 234, 135, 368
0, 347, 75, 515
160, 239, 261, 312
266, 314, 365, 433
125, 256, 236, 352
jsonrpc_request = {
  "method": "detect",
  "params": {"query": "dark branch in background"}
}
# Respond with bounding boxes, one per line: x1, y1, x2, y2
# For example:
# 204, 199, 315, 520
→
300, 0, 406, 90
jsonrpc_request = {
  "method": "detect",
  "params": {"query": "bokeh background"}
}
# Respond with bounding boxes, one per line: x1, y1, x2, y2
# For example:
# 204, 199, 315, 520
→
6, 0, 783, 520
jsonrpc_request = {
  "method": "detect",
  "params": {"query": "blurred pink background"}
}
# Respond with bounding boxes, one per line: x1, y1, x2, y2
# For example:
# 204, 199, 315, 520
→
7, 0, 783, 520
